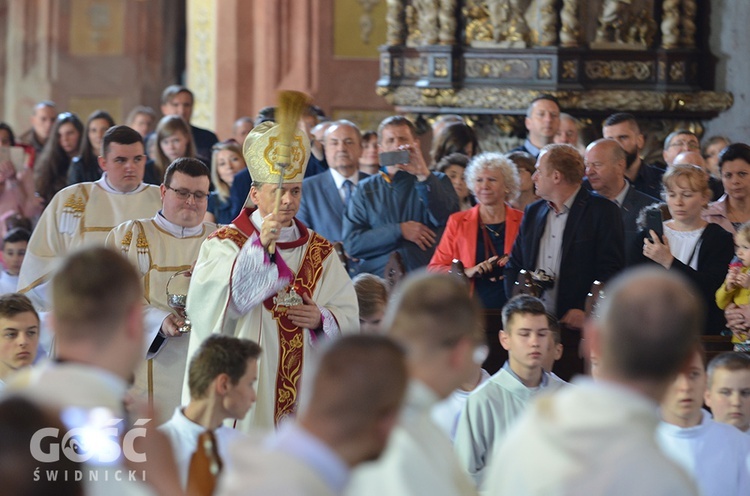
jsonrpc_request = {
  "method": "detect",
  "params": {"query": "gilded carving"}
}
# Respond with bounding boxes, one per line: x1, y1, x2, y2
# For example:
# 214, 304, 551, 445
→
386, 0, 406, 45
680, 0, 697, 48
413, 0, 439, 45
434, 57, 449, 77
379, 87, 733, 115
559, 0, 580, 47
669, 61, 685, 81
357, 0, 381, 45
406, 0, 458, 46
538, 59, 552, 79
585, 61, 652, 81
393, 58, 404, 77
404, 57, 423, 77
465, 58, 532, 79
463, 1, 528, 47
438, 0, 458, 44
661, 0, 680, 49
537, 0, 557, 47
562, 60, 577, 79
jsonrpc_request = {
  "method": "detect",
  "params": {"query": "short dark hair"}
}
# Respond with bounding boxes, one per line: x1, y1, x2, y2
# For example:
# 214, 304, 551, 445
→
506, 151, 536, 175
0, 293, 38, 323
436, 152, 470, 173
254, 106, 276, 127
163, 157, 209, 187
161, 85, 193, 105
3, 228, 31, 246
526, 95, 560, 117
377, 116, 417, 143
501, 294, 548, 330
603, 112, 639, 131
718, 143, 750, 171
0, 122, 16, 146
102, 125, 144, 157
188, 335, 262, 399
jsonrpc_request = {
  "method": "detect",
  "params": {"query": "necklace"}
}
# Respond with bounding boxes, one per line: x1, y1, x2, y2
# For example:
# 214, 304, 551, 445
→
485, 223, 502, 238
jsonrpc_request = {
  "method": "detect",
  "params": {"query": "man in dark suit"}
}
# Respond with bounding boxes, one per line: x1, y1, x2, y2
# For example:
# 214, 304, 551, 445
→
508, 95, 561, 158
585, 139, 659, 265
298, 120, 368, 245
505, 144, 625, 379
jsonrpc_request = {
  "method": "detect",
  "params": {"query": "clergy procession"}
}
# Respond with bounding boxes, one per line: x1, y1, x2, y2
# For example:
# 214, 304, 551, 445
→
2, 84, 750, 496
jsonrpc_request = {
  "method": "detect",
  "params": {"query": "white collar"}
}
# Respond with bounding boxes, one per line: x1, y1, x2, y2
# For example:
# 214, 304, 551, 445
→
251, 209, 300, 243
328, 168, 358, 189
153, 211, 205, 238
96, 172, 149, 195
268, 421, 350, 495
613, 181, 630, 207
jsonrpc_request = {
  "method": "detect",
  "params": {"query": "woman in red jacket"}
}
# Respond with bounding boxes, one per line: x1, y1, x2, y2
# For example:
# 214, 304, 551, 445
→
429, 152, 523, 311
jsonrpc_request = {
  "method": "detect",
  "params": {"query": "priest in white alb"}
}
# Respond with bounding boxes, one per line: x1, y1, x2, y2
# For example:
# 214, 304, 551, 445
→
182, 118, 358, 433
18, 125, 162, 311
106, 157, 216, 423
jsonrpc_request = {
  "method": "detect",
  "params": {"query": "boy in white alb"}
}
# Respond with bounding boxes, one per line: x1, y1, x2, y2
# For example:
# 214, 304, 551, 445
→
704, 351, 750, 436
454, 294, 566, 488
657, 345, 750, 496
159, 335, 260, 493
0, 228, 28, 295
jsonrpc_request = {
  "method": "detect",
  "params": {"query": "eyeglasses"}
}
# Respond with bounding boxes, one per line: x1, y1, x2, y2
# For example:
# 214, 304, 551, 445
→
667, 140, 700, 150
166, 186, 208, 201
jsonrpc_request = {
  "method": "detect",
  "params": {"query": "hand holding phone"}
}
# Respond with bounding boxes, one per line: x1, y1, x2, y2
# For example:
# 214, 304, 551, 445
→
646, 209, 663, 243
379, 150, 410, 167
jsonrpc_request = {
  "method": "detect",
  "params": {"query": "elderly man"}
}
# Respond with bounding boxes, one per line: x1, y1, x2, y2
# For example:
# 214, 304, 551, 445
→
343, 116, 458, 277
505, 144, 624, 379
18, 125, 162, 311
484, 268, 702, 495
183, 121, 358, 433
297, 120, 369, 246
18, 101, 57, 163
584, 139, 658, 264
603, 112, 665, 199
510, 95, 561, 158
106, 157, 216, 423
662, 129, 701, 168
160, 84, 219, 164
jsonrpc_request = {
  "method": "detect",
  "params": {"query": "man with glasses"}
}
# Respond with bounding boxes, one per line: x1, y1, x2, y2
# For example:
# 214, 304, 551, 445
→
18, 125, 162, 311
106, 157, 215, 423
663, 129, 701, 168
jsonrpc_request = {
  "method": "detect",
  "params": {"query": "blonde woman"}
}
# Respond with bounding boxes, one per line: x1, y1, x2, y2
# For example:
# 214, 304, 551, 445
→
205, 139, 246, 224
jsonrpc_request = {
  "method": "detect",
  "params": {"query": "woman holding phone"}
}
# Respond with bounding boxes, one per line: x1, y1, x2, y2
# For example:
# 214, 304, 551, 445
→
639, 164, 734, 334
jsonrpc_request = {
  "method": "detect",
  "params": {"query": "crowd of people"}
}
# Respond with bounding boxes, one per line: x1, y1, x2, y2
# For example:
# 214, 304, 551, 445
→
0, 87, 749, 495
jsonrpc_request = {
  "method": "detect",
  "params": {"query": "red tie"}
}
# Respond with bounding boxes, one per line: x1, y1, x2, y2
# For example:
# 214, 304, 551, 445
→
186, 430, 222, 496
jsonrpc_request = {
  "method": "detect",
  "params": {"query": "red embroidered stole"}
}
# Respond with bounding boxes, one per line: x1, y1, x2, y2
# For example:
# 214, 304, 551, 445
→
212, 211, 333, 425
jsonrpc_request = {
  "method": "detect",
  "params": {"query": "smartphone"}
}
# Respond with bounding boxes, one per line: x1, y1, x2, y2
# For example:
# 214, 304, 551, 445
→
379, 150, 410, 167
0, 145, 29, 173
646, 209, 664, 242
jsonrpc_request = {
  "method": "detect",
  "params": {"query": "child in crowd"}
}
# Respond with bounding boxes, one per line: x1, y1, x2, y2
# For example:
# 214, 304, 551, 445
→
352, 273, 389, 334
715, 222, 750, 351
704, 352, 750, 435
0, 293, 39, 388
0, 228, 30, 295
657, 344, 750, 495
454, 294, 566, 489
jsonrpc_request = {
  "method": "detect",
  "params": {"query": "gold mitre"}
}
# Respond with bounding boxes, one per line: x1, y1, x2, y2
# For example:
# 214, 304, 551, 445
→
243, 121, 310, 184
